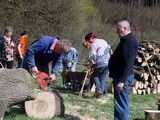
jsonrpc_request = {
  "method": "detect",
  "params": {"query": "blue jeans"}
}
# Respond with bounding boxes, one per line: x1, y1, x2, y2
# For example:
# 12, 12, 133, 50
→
91, 66, 108, 95
113, 74, 134, 120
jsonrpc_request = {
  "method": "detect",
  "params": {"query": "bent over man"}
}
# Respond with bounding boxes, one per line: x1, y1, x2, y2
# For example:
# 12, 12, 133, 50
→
23, 36, 71, 82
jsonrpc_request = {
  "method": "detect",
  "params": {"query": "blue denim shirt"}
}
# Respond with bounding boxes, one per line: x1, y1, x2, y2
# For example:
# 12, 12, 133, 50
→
62, 47, 78, 65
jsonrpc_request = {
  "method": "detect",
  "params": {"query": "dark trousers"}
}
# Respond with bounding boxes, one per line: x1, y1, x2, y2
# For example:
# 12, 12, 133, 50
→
16, 55, 24, 68
0, 61, 14, 69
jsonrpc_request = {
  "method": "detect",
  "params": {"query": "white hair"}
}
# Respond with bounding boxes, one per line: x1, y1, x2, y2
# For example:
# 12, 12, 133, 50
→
117, 20, 131, 31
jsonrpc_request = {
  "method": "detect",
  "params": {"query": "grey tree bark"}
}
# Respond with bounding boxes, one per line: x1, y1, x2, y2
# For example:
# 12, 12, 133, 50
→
0, 68, 36, 120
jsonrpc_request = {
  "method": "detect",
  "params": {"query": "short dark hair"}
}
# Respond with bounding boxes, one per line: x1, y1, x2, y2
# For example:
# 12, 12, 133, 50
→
85, 32, 96, 41
21, 31, 28, 36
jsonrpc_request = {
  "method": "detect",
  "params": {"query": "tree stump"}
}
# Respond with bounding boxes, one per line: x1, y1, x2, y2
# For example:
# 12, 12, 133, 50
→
144, 110, 160, 120
25, 91, 56, 119
25, 90, 65, 119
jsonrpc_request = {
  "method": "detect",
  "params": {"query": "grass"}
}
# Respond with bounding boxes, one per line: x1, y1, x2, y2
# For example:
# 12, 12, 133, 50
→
4, 67, 160, 120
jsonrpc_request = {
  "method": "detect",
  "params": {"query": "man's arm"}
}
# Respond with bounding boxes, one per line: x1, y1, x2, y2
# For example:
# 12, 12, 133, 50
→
25, 39, 45, 70
51, 54, 63, 75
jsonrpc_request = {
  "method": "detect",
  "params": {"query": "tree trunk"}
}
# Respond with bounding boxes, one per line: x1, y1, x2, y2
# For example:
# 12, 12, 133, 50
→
25, 90, 65, 119
145, 110, 160, 120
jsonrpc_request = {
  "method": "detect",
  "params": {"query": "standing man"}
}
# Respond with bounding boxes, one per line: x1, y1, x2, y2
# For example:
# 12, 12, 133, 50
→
23, 36, 71, 82
85, 32, 110, 98
62, 47, 78, 72
108, 20, 138, 120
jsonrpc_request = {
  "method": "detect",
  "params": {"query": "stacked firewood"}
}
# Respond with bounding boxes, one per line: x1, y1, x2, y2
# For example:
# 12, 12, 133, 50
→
129, 40, 160, 94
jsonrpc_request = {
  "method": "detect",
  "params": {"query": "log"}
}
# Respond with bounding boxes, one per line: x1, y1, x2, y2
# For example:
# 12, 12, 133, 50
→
91, 83, 96, 92
0, 68, 36, 120
144, 72, 149, 81
157, 75, 160, 81
129, 79, 137, 87
128, 86, 137, 94
106, 78, 113, 94
146, 87, 151, 94
138, 81, 144, 89
141, 62, 147, 67
157, 84, 160, 93
134, 69, 144, 81
51, 89, 65, 117
135, 81, 140, 90
144, 110, 160, 120
137, 89, 143, 94
25, 91, 56, 119
136, 56, 142, 63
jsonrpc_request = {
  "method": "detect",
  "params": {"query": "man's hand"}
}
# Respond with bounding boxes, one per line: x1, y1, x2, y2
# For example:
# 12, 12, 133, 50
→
87, 63, 94, 69
50, 74, 56, 81
30, 66, 38, 76
20, 55, 23, 59
67, 62, 72, 68
116, 82, 124, 92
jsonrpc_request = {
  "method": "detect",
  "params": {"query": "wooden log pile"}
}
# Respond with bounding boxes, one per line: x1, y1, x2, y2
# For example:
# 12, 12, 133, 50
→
130, 40, 160, 94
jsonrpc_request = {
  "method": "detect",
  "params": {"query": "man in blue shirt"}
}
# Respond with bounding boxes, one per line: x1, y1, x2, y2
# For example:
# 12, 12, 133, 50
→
108, 20, 138, 120
23, 36, 71, 82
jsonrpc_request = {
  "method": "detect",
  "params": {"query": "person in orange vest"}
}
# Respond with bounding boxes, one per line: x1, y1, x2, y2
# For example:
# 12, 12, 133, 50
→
16, 31, 28, 68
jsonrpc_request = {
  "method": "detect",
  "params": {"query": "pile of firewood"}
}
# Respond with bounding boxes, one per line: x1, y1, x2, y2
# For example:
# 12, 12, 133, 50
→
129, 40, 160, 94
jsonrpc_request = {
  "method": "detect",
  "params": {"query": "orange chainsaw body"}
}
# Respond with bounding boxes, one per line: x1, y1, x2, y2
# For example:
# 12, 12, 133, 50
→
30, 71, 51, 90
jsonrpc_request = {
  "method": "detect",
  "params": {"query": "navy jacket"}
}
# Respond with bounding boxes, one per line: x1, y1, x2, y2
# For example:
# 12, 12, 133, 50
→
108, 33, 138, 83
23, 36, 63, 75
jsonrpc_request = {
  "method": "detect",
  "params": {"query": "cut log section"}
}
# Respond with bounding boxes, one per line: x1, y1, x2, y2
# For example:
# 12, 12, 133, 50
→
25, 91, 56, 119
144, 110, 160, 120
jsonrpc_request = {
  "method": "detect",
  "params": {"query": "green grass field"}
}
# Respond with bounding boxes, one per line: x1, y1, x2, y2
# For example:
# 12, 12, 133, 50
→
4, 71, 160, 120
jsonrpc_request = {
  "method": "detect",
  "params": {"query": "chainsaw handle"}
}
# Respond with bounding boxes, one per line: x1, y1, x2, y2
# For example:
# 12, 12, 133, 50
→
30, 70, 38, 78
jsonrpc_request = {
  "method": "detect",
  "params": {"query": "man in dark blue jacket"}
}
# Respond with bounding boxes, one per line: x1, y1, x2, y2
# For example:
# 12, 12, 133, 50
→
23, 36, 71, 82
108, 20, 138, 120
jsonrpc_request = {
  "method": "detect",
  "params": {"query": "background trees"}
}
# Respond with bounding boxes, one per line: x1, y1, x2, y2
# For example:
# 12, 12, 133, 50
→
0, 0, 160, 62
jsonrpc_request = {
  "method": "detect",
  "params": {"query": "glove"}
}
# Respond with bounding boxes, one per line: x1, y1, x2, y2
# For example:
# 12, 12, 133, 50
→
67, 62, 72, 68
50, 74, 56, 81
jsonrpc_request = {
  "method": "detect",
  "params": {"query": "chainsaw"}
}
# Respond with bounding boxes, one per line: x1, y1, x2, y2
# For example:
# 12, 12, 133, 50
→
30, 70, 52, 90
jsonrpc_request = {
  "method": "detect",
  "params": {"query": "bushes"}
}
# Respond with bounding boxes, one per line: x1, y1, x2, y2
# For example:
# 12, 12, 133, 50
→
0, 0, 110, 62
93, 0, 160, 42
